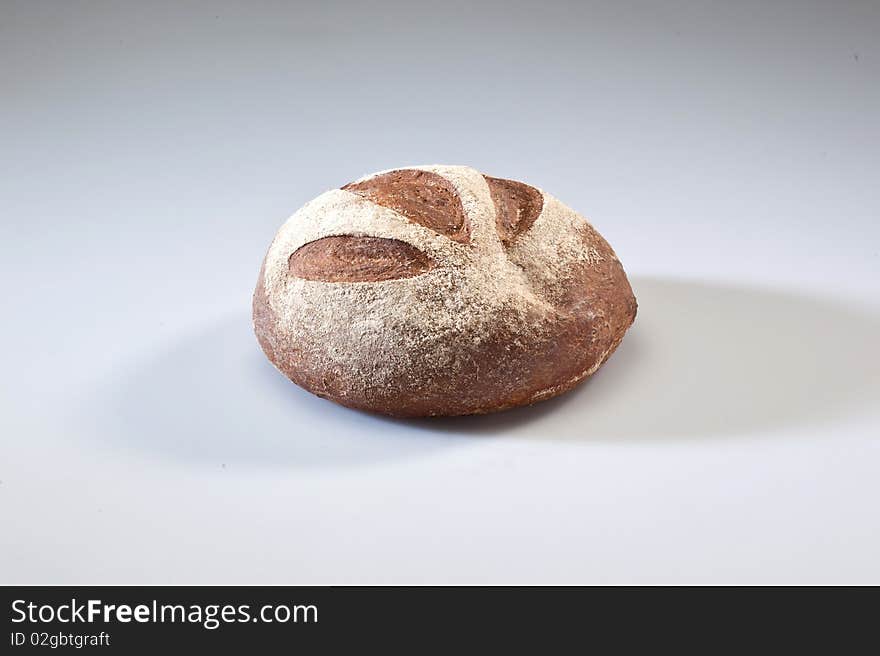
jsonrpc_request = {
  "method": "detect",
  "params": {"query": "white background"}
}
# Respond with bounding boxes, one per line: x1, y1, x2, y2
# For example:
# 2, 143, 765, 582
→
2, 1, 879, 583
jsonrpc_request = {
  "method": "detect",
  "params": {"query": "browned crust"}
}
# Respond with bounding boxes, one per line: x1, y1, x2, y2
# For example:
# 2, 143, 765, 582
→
342, 169, 470, 243
288, 235, 435, 282
254, 170, 637, 418
483, 175, 544, 246
253, 238, 637, 418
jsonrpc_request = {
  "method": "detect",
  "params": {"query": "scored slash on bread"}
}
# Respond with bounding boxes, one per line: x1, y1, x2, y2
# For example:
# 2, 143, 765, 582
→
254, 165, 637, 417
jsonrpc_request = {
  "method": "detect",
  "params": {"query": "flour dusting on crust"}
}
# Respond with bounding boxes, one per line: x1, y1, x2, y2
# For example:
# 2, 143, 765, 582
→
254, 164, 636, 416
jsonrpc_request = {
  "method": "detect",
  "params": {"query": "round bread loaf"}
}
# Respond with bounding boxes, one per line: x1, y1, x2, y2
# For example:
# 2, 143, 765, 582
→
253, 165, 637, 417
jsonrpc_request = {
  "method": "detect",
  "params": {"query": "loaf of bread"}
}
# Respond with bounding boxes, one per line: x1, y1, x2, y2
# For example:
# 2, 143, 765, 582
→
253, 165, 636, 417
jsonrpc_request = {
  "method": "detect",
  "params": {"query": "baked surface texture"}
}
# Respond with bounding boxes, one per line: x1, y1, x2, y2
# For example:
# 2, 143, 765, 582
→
253, 165, 637, 417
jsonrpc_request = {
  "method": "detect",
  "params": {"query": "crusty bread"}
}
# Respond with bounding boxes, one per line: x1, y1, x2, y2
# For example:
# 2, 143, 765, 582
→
253, 165, 636, 417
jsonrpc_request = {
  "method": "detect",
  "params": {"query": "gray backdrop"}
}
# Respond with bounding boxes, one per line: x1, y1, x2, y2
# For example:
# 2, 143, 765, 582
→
2, 0, 879, 583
